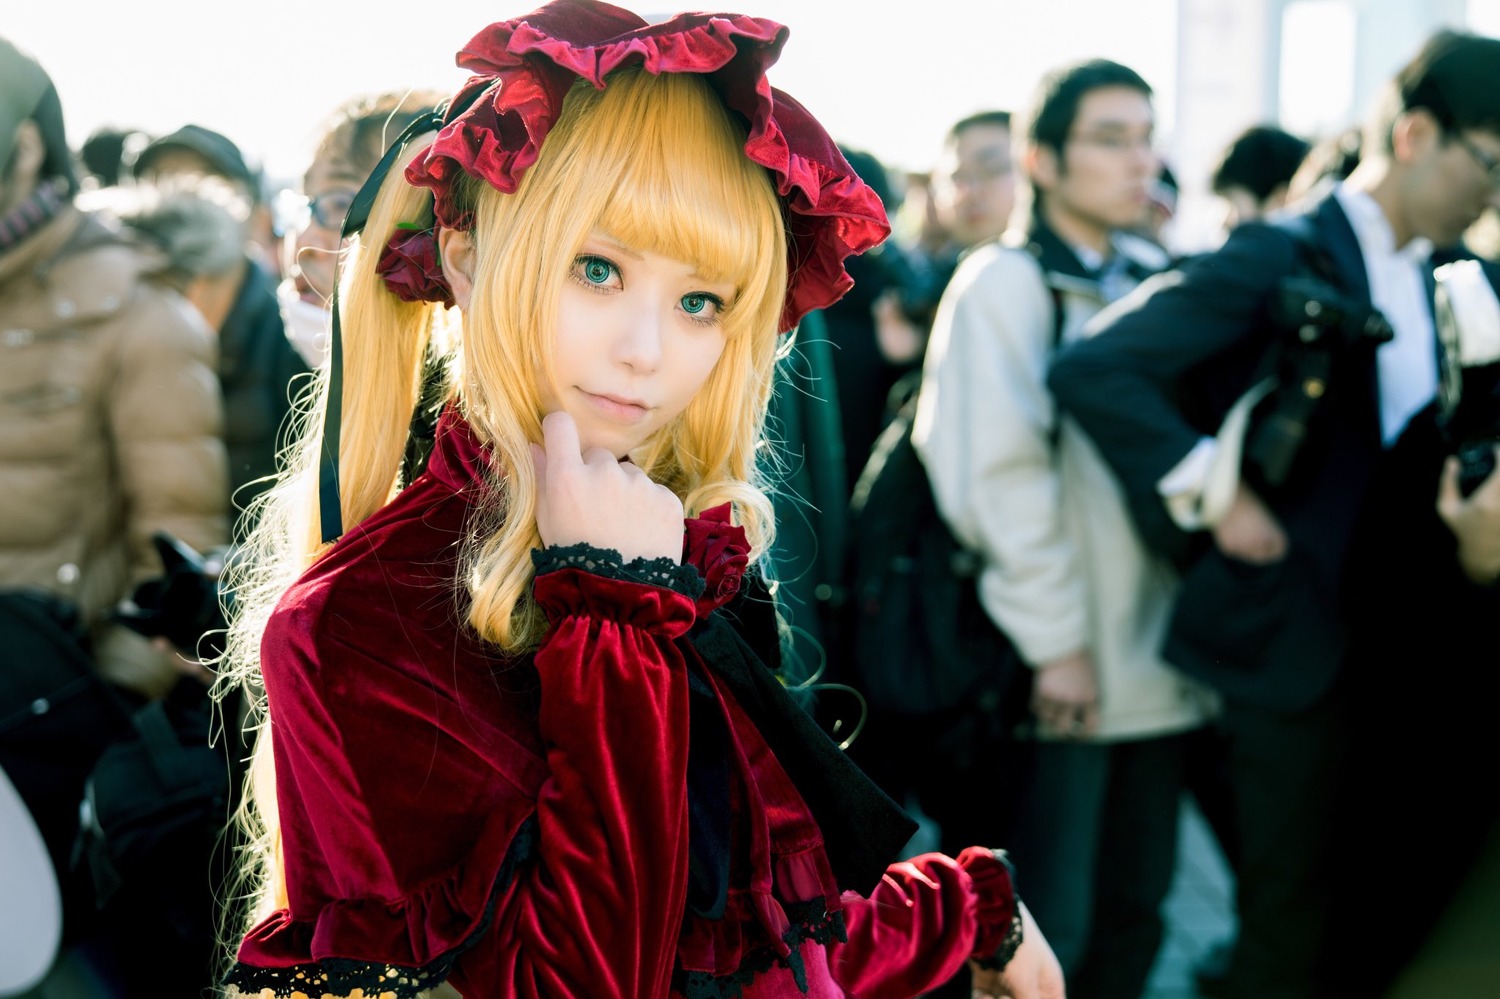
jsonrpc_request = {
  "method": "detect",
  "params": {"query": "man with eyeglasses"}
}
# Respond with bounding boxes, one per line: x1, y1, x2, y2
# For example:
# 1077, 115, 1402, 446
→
913, 59, 1211, 999
929, 110, 1018, 255
276, 90, 450, 371
1050, 30, 1500, 999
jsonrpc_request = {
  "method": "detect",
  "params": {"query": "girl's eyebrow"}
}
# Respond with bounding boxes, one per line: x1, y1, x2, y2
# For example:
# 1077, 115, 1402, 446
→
590, 232, 644, 261
591, 231, 727, 285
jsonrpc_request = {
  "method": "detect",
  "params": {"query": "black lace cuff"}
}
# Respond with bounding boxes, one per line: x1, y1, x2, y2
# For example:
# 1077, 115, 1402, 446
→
223, 817, 537, 998
532, 543, 705, 600
972, 900, 1024, 972
674, 900, 848, 998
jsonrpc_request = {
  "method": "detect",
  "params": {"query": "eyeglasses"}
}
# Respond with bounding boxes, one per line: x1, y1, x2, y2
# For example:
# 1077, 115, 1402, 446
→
943, 163, 1014, 188
1068, 131, 1154, 154
273, 188, 359, 234
1452, 131, 1500, 190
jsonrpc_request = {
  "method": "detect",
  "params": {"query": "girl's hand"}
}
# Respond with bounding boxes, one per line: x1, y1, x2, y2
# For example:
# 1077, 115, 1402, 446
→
532, 411, 684, 564
969, 903, 1065, 999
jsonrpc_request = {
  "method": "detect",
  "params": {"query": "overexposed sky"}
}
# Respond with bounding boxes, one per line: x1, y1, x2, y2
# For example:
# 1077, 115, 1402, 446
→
7, 0, 1178, 182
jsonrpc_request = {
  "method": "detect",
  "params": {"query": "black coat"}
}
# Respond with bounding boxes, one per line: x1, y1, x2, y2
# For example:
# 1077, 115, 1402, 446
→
219, 259, 310, 539
1048, 192, 1496, 712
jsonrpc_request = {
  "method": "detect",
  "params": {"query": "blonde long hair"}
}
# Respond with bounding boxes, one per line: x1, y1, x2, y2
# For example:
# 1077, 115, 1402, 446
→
218, 66, 788, 946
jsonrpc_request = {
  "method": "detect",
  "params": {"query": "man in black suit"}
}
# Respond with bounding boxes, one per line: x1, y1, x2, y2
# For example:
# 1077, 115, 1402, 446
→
1048, 31, 1500, 999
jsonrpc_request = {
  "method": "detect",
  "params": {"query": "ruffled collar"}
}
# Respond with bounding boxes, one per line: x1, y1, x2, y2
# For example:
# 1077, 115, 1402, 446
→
405, 0, 889, 333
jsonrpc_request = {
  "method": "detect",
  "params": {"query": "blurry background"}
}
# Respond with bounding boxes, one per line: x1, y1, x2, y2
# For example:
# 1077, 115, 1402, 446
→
10, 0, 1500, 250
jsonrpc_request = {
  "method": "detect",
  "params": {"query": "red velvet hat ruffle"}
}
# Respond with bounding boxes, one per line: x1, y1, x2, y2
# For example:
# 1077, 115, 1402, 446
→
405, 0, 889, 332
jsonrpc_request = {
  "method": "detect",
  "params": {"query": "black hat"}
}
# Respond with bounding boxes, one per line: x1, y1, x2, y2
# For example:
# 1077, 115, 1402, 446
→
133, 124, 257, 192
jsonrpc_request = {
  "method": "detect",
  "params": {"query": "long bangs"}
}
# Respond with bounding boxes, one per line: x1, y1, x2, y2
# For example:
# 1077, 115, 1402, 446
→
590, 71, 786, 335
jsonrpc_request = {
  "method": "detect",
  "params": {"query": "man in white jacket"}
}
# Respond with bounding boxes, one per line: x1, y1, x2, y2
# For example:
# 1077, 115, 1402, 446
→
913, 59, 1214, 999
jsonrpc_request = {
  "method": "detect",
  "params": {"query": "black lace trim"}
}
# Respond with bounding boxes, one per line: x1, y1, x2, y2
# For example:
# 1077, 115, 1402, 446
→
532, 542, 705, 599
973, 910, 1025, 972
223, 816, 538, 998
674, 900, 848, 999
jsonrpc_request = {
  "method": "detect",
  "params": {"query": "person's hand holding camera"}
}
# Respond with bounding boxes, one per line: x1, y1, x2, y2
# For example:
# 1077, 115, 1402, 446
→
1438, 445, 1500, 585
1214, 480, 1288, 565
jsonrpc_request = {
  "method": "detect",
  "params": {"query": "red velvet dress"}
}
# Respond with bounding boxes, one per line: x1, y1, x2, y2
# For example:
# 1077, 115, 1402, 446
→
227, 410, 1017, 998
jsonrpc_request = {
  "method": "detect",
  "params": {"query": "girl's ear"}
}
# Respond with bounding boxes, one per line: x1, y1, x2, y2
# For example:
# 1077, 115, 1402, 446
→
438, 228, 476, 311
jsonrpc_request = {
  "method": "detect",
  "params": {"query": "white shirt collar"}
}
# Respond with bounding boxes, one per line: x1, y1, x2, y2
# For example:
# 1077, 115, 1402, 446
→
1333, 184, 1433, 265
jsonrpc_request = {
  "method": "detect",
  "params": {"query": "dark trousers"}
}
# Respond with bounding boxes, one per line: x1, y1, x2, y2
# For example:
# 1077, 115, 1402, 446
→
1004, 734, 1189, 999
1220, 691, 1349, 999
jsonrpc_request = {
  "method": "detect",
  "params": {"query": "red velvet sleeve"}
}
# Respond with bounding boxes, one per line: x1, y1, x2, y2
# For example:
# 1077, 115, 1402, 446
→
477, 563, 698, 998
231, 555, 701, 999
826, 848, 1020, 998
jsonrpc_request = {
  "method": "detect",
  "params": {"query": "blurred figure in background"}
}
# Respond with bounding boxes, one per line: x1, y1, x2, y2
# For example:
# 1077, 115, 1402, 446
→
915, 58, 1208, 999
76, 124, 149, 191
1210, 124, 1311, 232
929, 110, 1017, 259
277, 88, 449, 369
0, 34, 227, 994
1285, 124, 1363, 205
134, 124, 309, 536
1050, 30, 1500, 999
1139, 160, 1178, 249
133, 123, 279, 276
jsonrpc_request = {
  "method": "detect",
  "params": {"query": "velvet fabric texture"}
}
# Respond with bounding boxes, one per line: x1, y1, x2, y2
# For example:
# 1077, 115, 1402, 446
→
405, 0, 890, 333
228, 409, 1017, 997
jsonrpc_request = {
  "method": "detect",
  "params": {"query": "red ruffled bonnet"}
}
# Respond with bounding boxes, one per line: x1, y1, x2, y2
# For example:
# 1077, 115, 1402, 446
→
403, 0, 889, 332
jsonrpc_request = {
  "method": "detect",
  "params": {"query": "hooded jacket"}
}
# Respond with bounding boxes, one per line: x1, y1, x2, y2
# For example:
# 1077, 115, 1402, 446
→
0, 205, 227, 695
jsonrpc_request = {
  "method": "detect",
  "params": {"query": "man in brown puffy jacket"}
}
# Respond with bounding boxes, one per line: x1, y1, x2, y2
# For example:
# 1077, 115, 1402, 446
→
0, 36, 227, 699
0, 39, 228, 988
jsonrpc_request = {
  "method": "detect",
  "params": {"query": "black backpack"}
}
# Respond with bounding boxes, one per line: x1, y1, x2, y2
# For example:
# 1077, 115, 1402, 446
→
844, 264, 1068, 719
845, 381, 1024, 717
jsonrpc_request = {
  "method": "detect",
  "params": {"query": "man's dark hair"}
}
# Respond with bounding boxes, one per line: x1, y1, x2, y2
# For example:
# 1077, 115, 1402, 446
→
1211, 125, 1311, 201
1369, 30, 1500, 153
946, 110, 1011, 144
837, 144, 895, 213
79, 126, 147, 189
1022, 59, 1152, 162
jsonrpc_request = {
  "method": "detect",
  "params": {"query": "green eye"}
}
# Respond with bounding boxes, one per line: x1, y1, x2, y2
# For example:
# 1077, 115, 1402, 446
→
682, 294, 708, 314
583, 258, 613, 284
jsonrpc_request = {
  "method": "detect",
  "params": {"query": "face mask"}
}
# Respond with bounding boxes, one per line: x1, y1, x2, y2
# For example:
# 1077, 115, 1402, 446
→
277, 278, 330, 368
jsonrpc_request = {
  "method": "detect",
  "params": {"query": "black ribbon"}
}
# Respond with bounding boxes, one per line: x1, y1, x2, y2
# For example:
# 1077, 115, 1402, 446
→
691, 588, 917, 898
318, 109, 447, 544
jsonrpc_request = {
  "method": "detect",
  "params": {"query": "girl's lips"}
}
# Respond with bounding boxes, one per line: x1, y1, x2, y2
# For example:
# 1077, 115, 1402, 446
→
581, 390, 651, 423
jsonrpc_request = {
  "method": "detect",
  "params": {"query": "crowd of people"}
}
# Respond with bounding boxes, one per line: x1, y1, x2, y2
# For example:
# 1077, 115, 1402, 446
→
0, 4, 1497, 998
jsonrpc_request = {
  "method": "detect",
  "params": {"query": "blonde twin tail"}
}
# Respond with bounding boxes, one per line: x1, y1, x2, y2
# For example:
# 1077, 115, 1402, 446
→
217, 135, 452, 937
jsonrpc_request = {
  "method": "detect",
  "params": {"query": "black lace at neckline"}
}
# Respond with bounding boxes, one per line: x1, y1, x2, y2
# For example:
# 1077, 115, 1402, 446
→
532, 542, 705, 599
673, 899, 848, 999
223, 817, 537, 998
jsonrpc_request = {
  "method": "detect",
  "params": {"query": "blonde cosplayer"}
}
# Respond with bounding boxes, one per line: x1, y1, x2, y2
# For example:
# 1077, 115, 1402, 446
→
223, 66, 787, 940
212, 6, 989, 998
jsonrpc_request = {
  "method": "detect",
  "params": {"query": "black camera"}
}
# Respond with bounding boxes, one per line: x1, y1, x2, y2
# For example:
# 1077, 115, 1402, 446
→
112, 533, 231, 661
1243, 276, 1395, 490
1270, 276, 1395, 350
1457, 438, 1499, 498
1435, 259, 1500, 498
